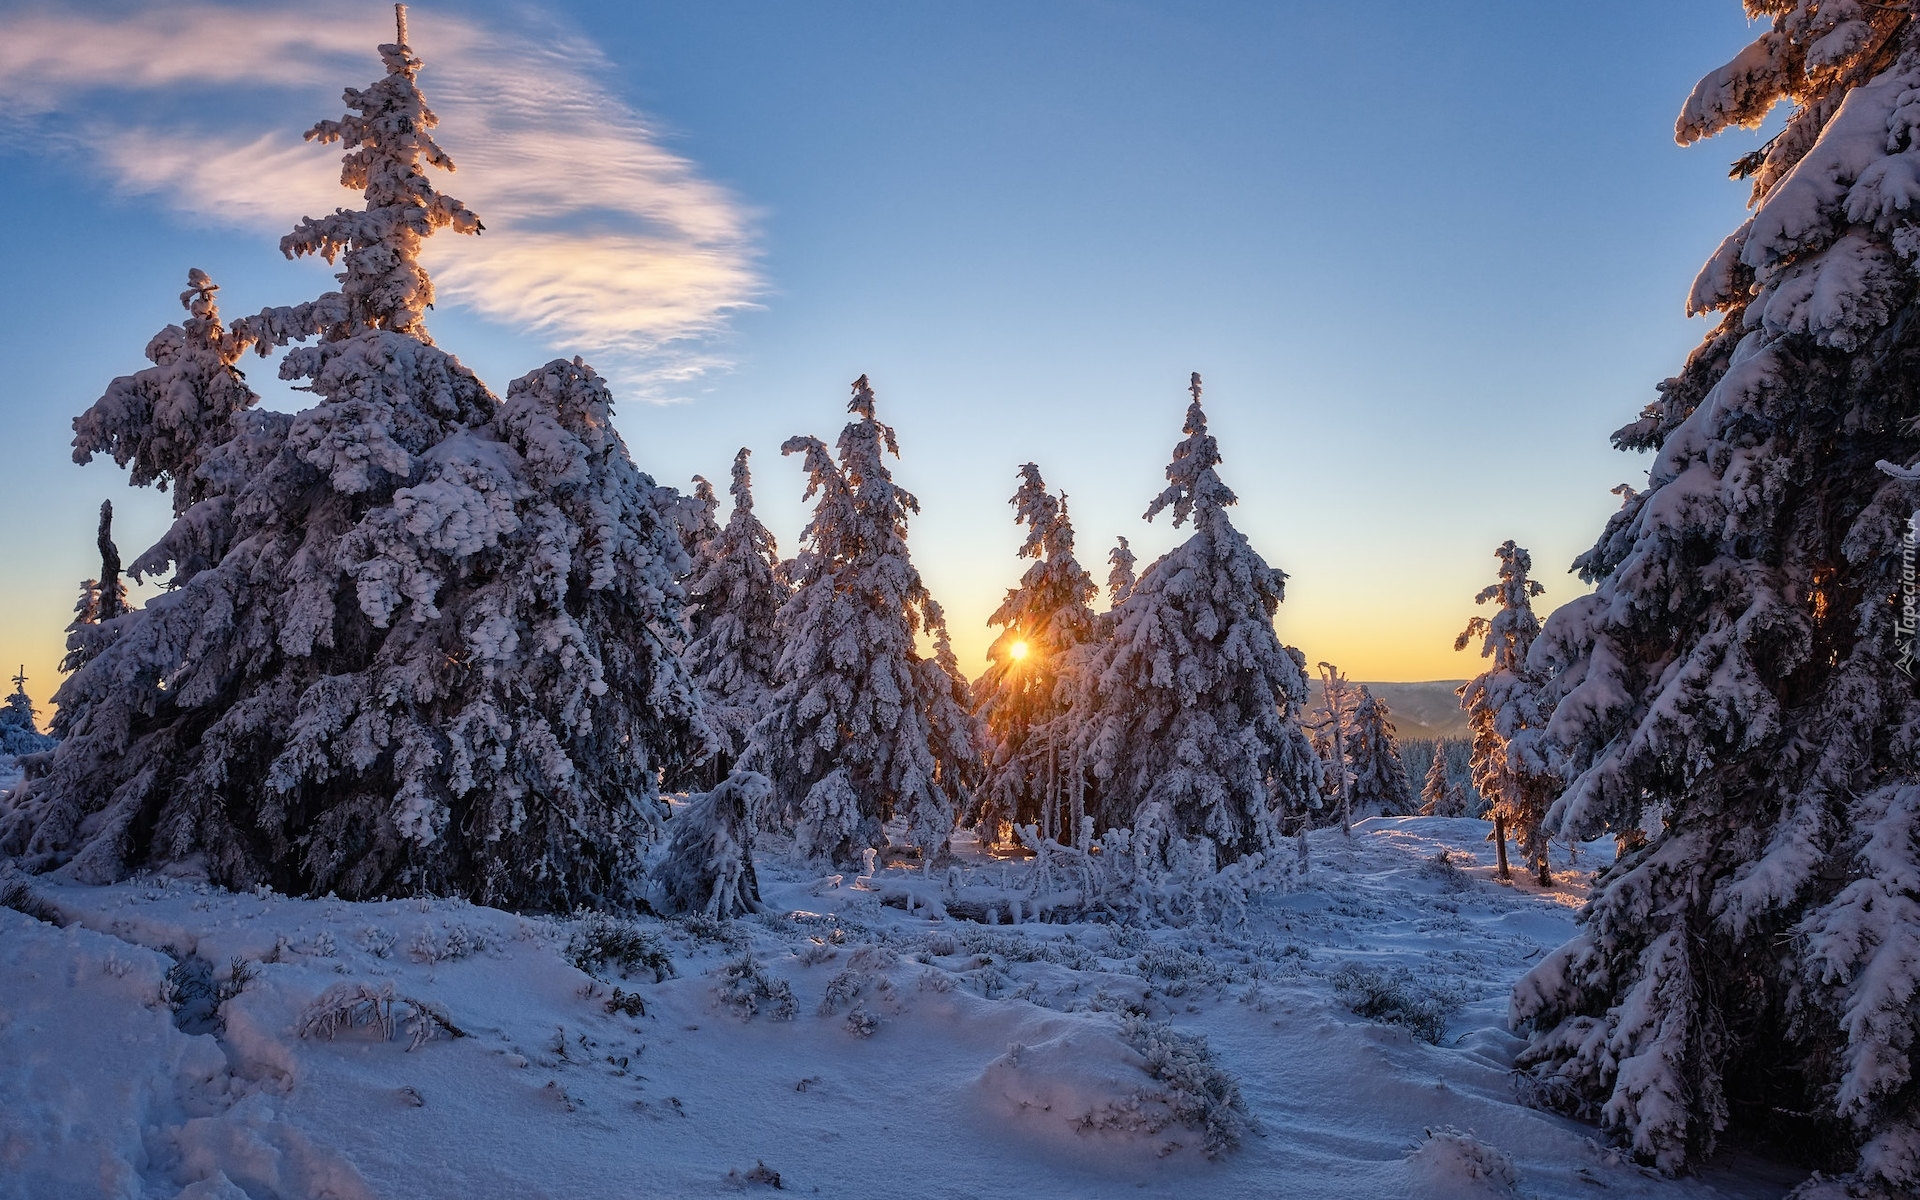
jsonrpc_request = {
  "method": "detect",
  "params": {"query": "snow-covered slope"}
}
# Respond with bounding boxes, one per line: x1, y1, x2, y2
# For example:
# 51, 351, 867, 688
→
0, 818, 1801, 1199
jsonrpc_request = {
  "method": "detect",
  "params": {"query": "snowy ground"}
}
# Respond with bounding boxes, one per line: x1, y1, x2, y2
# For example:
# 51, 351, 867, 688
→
0, 817, 1806, 1200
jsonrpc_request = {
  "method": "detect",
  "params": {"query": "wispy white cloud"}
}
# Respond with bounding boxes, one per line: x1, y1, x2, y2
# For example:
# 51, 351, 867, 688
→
0, 1, 762, 396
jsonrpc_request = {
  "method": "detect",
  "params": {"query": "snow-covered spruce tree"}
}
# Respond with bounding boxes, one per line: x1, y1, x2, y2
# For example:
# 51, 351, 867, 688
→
1072, 374, 1317, 865
672, 473, 722, 567
753, 376, 979, 865
675, 448, 786, 790
972, 463, 1101, 845
0, 15, 705, 907
1454, 541, 1555, 884
1513, 11, 1920, 1189
1347, 686, 1414, 818
1418, 743, 1468, 817
0, 669, 56, 759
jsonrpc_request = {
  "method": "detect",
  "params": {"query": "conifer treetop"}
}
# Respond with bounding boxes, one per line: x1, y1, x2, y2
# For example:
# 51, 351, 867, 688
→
728, 446, 756, 514
1453, 540, 1544, 675
279, 4, 482, 340
1107, 535, 1136, 605
72, 269, 257, 518
1145, 372, 1237, 528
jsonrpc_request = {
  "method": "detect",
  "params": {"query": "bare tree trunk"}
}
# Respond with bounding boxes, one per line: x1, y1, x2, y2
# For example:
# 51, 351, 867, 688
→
1319, 663, 1351, 838
1493, 811, 1511, 880
96, 500, 123, 621
1069, 739, 1087, 853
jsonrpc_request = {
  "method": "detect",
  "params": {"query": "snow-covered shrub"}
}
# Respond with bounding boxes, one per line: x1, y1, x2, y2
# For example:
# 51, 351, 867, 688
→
712, 954, 796, 1021
408, 923, 487, 967
1135, 946, 1223, 996
565, 912, 674, 982
794, 939, 837, 967
297, 981, 466, 1051
656, 770, 769, 919
677, 912, 746, 948
1118, 1014, 1249, 1157
1420, 850, 1472, 892
993, 820, 1292, 927
356, 927, 397, 960
843, 1006, 881, 1038
1405, 1126, 1519, 1194
1330, 962, 1460, 1044
604, 987, 646, 1018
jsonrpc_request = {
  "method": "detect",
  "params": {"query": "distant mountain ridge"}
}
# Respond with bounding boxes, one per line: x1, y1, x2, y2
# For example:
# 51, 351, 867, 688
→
1305, 680, 1470, 741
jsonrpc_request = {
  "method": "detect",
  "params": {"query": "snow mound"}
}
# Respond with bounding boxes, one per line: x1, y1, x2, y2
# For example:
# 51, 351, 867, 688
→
1405, 1125, 1521, 1196
975, 1021, 1217, 1168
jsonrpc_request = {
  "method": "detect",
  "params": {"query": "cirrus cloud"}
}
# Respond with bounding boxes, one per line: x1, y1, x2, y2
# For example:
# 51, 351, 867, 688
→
0, 1, 762, 397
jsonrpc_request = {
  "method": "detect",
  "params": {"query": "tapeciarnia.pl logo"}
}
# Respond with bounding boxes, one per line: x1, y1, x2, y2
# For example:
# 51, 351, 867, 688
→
1899, 511, 1920, 678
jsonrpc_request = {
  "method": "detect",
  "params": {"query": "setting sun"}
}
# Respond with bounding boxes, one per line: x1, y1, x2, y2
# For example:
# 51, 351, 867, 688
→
1007, 640, 1029, 661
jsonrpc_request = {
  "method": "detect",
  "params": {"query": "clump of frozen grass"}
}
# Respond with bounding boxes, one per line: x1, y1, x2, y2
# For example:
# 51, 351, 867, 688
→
1328, 962, 1462, 1044
713, 954, 796, 1021
794, 939, 837, 967
679, 912, 747, 948
1420, 849, 1472, 891
356, 926, 397, 959
1405, 1126, 1518, 1193
843, 1006, 881, 1038
723, 1160, 783, 1189
1136, 946, 1223, 996
566, 911, 675, 982
297, 981, 467, 1051
817, 965, 865, 1016
409, 923, 488, 967
1119, 1014, 1249, 1157
0, 878, 61, 925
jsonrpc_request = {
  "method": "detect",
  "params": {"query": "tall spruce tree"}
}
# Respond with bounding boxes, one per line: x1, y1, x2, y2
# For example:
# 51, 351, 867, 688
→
678, 448, 786, 788
1072, 374, 1317, 866
972, 463, 1100, 845
754, 376, 978, 865
0, 12, 704, 908
1347, 686, 1414, 818
1513, 10, 1920, 1189
1455, 541, 1555, 884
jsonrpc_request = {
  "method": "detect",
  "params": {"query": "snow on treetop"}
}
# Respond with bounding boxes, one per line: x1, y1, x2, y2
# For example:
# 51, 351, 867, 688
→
1144, 372, 1238, 528
277, 3, 483, 341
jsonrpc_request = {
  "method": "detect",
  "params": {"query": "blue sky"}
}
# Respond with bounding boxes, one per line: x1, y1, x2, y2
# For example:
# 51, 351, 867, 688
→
0, 1, 1774, 706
